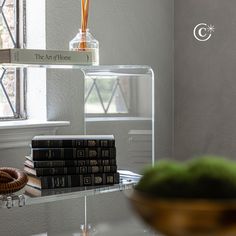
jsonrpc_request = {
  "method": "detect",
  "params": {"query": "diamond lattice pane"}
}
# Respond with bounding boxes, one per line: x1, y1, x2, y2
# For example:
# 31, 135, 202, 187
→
0, 0, 16, 48
0, 85, 14, 117
85, 77, 130, 114
95, 79, 116, 109
2, 69, 16, 108
85, 78, 93, 98
118, 79, 130, 105
0, 0, 17, 119
85, 84, 104, 113
107, 85, 129, 114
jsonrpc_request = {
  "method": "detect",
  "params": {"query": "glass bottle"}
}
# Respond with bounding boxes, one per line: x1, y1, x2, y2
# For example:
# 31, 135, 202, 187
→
69, 29, 99, 65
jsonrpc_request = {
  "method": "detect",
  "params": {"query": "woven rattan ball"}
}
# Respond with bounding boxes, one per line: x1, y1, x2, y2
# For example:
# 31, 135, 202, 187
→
0, 167, 28, 194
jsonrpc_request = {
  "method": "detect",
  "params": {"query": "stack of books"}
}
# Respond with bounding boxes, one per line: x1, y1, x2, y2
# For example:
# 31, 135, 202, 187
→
24, 135, 120, 189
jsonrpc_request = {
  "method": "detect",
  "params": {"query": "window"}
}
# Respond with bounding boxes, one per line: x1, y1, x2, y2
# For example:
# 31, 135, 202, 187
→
0, 0, 25, 120
85, 77, 131, 115
84, 72, 152, 118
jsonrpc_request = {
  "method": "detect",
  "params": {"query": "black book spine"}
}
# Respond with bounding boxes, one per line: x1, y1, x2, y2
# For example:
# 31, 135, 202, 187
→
32, 139, 115, 148
31, 147, 116, 161
32, 158, 117, 168
41, 172, 120, 188
33, 165, 118, 176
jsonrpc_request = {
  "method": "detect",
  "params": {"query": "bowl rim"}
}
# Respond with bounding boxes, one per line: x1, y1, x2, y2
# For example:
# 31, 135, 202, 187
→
128, 189, 236, 211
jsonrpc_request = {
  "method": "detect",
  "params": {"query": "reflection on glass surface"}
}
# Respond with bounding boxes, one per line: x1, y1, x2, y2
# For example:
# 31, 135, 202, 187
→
0, 171, 141, 209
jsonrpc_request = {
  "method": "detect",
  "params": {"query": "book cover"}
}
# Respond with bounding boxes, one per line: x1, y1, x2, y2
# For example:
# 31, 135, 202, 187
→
24, 165, 117, 176
24, 185, 89, 197
31, 135, 115, 148
24, 185, 73, 197
27, 172, 120, 189
31, 147, 116, 161
0, 48, 92, 65
25, 157, 117, 168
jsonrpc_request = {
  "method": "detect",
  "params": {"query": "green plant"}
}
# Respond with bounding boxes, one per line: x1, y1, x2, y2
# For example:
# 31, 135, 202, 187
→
136, 155, 236, 199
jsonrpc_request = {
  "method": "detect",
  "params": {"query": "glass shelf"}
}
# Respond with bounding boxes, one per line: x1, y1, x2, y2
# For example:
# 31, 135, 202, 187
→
1, 64, 154, 78
0, 170, 140, 209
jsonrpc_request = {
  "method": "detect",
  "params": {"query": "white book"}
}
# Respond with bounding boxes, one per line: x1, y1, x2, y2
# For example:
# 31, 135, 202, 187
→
0, 48, 93, 65
32, 134, 115, 141
31, 134, 115, 148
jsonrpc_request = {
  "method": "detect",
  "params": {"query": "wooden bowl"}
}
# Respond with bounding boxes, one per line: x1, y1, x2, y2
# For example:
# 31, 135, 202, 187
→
128, 190, 236, 236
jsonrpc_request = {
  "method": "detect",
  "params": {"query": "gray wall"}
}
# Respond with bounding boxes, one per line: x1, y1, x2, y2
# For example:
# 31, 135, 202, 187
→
175, 0, 236, 160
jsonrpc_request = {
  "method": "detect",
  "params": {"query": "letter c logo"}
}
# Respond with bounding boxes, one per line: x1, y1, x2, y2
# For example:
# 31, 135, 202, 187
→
193, 23, 215, 42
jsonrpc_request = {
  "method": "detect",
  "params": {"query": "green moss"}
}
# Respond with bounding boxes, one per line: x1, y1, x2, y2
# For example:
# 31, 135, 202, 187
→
187, 156, 236, 199
136, 160, 191, 198
136, 156, 236, 199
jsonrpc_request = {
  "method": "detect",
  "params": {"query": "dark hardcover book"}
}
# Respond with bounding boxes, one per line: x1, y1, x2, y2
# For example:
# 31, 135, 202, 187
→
24, 185, 86, 197
25, 156, 117, 168
27, 172, 120, 189
24, 185, 70, 197
31, 135, 115, 148
24, 165, 118, 176
31, 147, 116, 161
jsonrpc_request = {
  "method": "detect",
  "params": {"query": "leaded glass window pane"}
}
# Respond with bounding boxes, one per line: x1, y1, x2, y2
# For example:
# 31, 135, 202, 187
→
85, 77, 130, 115
0, 0, 21, 119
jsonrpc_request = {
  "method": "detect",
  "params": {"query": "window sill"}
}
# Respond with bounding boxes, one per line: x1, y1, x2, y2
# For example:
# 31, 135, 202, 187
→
85, 117, 152, 122
0, 120, 70, 149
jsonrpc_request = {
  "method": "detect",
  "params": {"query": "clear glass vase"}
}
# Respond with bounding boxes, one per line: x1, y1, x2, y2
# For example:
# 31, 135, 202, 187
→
69, 29, 99, 66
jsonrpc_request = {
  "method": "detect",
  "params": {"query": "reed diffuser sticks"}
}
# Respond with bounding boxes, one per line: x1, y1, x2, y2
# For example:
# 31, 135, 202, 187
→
81, 0, 90, 32
70, 0, 99, 64
80, 0, 90, 49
